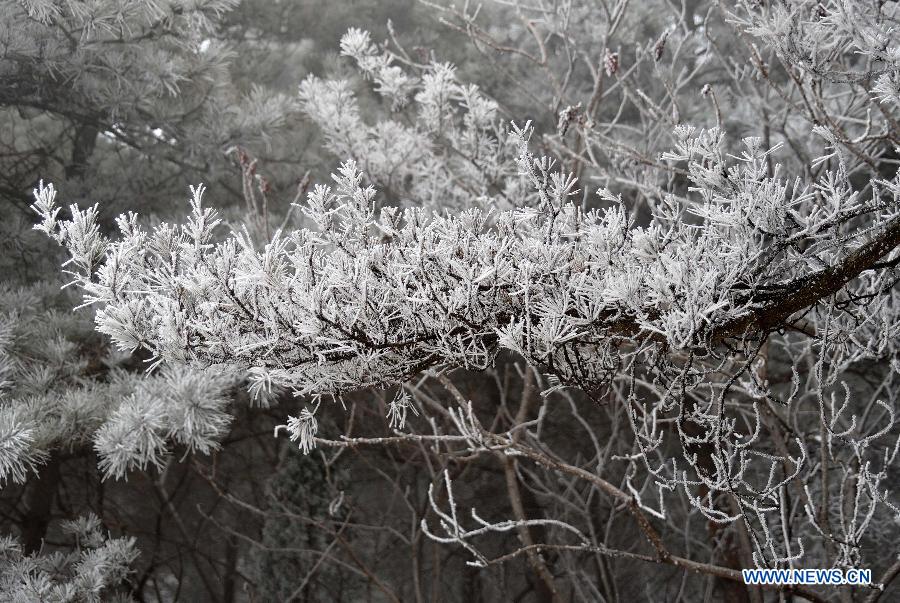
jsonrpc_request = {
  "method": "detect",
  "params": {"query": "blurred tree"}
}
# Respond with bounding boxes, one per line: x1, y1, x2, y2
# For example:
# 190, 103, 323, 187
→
0, 0, 302, 280
252, 449, 353, 602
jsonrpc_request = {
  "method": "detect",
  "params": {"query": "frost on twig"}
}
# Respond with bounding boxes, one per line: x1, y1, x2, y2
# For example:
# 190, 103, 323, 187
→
0, 513, 138, 599
32, 114, 900, 571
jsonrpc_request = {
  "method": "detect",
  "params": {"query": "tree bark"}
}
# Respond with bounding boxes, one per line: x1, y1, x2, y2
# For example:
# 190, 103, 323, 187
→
21, 453, 61, 555
65, 123, 99, 180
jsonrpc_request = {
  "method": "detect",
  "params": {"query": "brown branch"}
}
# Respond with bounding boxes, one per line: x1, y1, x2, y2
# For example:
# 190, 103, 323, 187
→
497, 438, 671, 562
499, 369, 563, 602
715, 213, 900, 341
867, 554, 900, 603
474, 529, 829, 601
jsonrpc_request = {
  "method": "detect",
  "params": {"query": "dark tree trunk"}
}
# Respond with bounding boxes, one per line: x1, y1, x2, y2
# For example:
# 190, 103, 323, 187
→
21, 453, 61, 555
65, 123, 99, 180
223, 536, 239, 603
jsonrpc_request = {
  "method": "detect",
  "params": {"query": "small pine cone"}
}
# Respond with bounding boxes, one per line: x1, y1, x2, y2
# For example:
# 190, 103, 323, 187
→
654, 31, 669, 62
603, 49, 619, 77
